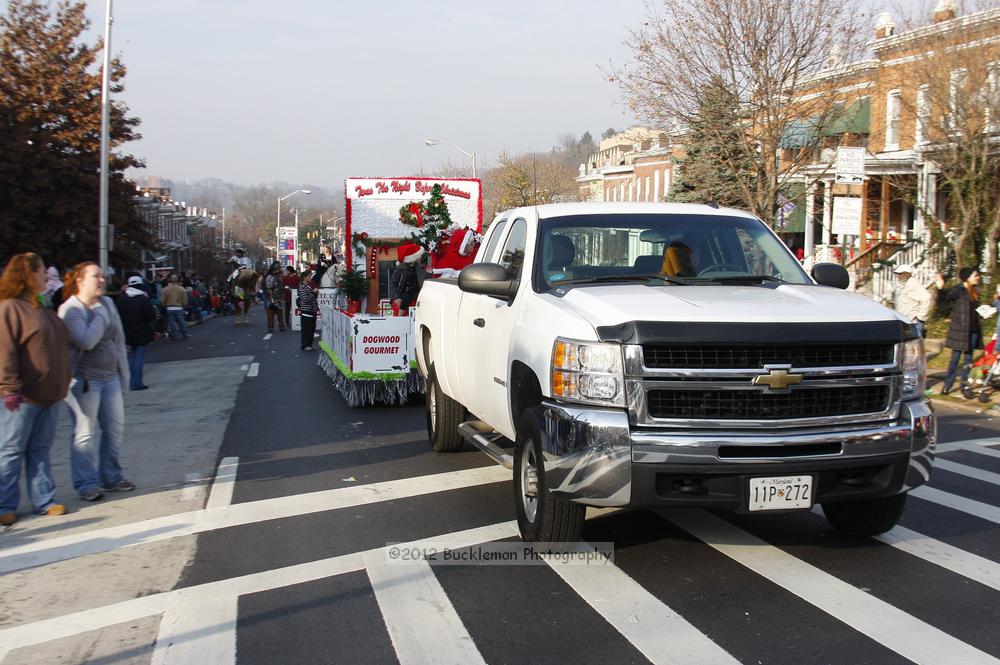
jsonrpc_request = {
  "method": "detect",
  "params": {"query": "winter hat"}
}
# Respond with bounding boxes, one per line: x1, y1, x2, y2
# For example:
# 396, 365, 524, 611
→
958, 267, 976, 282
127, 276, 144, 286
892, 264, 914, 274
397, 243, 425, 264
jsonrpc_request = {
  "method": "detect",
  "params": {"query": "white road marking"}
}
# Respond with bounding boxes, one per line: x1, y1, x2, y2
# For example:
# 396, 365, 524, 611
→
247, 362, 259, 377
935, 437, 1000, 454
151, 593, 237, 665
205, 457, 239, 511
545, 542, 739, 665
911, 486, 1000, 525
934, 458, 1000, 486
877, 526, 1000, 592
664, 509, 1000, 665
808, 505, 1000, 592
367, 557, 486, 665
0, 522, 517, 656
0, 465, 510, 574
263, 333, 272, 341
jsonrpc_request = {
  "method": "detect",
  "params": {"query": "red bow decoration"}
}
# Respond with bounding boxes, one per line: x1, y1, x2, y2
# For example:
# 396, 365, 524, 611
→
408, 203, 424, 227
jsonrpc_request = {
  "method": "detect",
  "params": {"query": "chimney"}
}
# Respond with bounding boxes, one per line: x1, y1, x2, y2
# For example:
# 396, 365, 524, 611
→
874, 12, 896, 39
933, 0, 957, 23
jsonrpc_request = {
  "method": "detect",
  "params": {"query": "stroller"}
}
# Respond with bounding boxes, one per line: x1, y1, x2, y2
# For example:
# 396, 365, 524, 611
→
966, 333, 1000, 402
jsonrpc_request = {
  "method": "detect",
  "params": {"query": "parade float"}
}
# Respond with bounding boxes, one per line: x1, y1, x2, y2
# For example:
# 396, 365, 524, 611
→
318, 177, 482, 406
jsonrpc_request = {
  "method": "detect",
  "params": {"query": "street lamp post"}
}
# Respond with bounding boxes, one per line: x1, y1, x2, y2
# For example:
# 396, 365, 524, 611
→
424, 138, 476, 179
98, 0, 113, 274
277, 189, 311, 267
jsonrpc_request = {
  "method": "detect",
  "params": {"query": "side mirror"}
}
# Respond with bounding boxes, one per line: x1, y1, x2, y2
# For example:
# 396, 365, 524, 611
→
811, 262, 850, 289
458, 263, 518, 300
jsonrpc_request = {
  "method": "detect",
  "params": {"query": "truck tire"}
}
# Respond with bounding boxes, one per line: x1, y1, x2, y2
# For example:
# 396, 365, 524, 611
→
821, 492, 907, 537
426, 364, 465, 453
514, 406, 585, 542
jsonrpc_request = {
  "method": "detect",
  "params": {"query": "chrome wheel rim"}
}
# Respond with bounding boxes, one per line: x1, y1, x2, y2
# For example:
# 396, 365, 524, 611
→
520, 440, 538, 523
428, 383, 437, 435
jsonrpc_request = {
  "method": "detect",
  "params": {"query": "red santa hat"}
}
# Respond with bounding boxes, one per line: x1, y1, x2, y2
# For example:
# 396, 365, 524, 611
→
397, 243, 425, 264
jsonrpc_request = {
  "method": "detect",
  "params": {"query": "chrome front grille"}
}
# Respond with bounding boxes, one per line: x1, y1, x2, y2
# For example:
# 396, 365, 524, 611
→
641, 343, 895, 369
624, 343, 902, 429
646, 385, 892, 420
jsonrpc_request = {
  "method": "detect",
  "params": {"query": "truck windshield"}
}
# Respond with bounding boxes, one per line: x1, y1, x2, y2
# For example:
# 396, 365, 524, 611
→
536, 213, 811, 290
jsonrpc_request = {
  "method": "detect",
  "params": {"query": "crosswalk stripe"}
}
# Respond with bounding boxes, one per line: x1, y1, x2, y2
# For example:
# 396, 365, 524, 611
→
664, 508, 1000, 665
876, 526, 1000, 592
247, 362, 259, 377
150, 594, 237, 665
935, 437, 1000, 454
0, 521, 518, 656
367, 557, 486, 665
911, 486, 1000, 525
204, 457, 239, 511
545, 542, 739, 665
934, 458, 1000, 486
0, 465, 509, 574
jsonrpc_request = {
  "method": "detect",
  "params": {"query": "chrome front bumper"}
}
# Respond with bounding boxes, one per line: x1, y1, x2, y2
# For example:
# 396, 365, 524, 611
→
538, 398, 936, 509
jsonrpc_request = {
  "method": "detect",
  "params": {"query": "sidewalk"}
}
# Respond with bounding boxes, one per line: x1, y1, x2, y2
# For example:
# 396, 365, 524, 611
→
1, 351, 252, 665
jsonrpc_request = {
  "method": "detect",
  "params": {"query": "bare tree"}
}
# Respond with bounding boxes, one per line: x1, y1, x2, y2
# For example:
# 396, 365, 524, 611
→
609, 0, 870, 222
885, 3, 1000, 269
483, 151, 577, 216
231, 185, 277, 265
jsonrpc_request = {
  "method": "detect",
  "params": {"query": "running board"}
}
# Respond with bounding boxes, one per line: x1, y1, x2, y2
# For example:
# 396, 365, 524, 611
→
458, 420, 514, 470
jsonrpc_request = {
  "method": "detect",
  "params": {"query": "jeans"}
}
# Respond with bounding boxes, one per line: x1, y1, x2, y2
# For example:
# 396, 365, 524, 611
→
944, 333, 980, 391
64, 376, 125, 493
166, 309, 188, 339
0, 402, 59, 513
128, 345, 146, 389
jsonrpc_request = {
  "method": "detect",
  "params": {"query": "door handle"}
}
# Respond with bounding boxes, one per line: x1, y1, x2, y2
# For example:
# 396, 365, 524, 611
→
473, 318, 486, 328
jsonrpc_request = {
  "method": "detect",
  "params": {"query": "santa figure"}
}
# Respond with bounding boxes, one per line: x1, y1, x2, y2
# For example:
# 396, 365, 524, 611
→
430, 227, 480, 279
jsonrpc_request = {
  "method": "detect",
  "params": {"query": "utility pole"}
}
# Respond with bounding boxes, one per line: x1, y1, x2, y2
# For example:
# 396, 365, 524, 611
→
98, 0, 113, 273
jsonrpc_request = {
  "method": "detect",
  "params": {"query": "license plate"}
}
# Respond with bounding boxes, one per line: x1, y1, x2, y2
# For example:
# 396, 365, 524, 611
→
747, 475, 813, 512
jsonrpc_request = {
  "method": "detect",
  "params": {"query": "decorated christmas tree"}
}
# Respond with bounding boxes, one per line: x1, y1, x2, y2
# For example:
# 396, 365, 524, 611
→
423, 184, 453, 228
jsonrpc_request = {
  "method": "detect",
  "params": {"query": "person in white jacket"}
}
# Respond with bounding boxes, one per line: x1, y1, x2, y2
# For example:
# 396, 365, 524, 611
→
893, 264, 932, 338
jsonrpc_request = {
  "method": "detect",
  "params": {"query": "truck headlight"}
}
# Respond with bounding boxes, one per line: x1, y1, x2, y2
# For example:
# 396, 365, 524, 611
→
902, 338, 926, 399
551, 338, 625, 407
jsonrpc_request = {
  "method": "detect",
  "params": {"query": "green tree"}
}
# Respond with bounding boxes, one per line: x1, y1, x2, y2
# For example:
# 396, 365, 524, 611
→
601, 128, 617, 140
0, 0, 146, 269
668, 78, 754, 207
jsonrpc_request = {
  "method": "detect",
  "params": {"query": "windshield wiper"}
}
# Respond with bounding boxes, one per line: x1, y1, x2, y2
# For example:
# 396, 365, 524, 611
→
558, 273, 689, 286
695, 274, 786, 284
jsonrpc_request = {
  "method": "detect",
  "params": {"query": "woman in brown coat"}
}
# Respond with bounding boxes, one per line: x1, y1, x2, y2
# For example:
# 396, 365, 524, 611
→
0, 253, 72, 525
936, 267, 984, 395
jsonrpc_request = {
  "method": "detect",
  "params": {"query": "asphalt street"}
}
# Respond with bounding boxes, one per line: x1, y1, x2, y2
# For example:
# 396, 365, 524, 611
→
2, 308, 1000, 665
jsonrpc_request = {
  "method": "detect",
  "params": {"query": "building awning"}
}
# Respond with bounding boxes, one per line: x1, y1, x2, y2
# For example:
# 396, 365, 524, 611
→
779, 118, 820, 149
822, 97, 871, 136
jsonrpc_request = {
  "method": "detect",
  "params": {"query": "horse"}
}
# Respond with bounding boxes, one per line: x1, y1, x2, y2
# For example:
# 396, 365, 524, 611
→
232, 268, 260, 325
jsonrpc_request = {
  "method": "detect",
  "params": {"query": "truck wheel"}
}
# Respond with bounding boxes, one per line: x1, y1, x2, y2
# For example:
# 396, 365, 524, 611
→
514, 407, 585, 542
426, 364, 465, 453
821, 492, 907, 537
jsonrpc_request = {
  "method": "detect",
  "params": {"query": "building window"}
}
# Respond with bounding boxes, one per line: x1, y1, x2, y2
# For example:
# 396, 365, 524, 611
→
664, 169, 672, 199
949, 68, 967, 130
916, 84, 930, 145
885, 89, 901, 150
988, 62, 999, 133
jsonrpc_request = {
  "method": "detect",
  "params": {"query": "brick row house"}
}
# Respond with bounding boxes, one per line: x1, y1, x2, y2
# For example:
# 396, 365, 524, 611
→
577, 2, 999, 294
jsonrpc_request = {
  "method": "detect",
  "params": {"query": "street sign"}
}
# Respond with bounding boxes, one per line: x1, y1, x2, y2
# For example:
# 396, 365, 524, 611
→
831, 196, 863, 236
278, 226, 297, 267
835, 147, 865, 185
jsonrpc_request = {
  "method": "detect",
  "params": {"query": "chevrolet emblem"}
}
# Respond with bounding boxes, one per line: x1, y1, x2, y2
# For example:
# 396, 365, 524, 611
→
752, 368, 803, 391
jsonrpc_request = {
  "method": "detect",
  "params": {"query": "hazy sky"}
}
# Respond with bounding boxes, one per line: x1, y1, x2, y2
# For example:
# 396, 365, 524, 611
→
81, 0, 651, 188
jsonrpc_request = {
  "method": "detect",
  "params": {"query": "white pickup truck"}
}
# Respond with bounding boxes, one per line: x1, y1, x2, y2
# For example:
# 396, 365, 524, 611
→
414, 202, 935, 542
